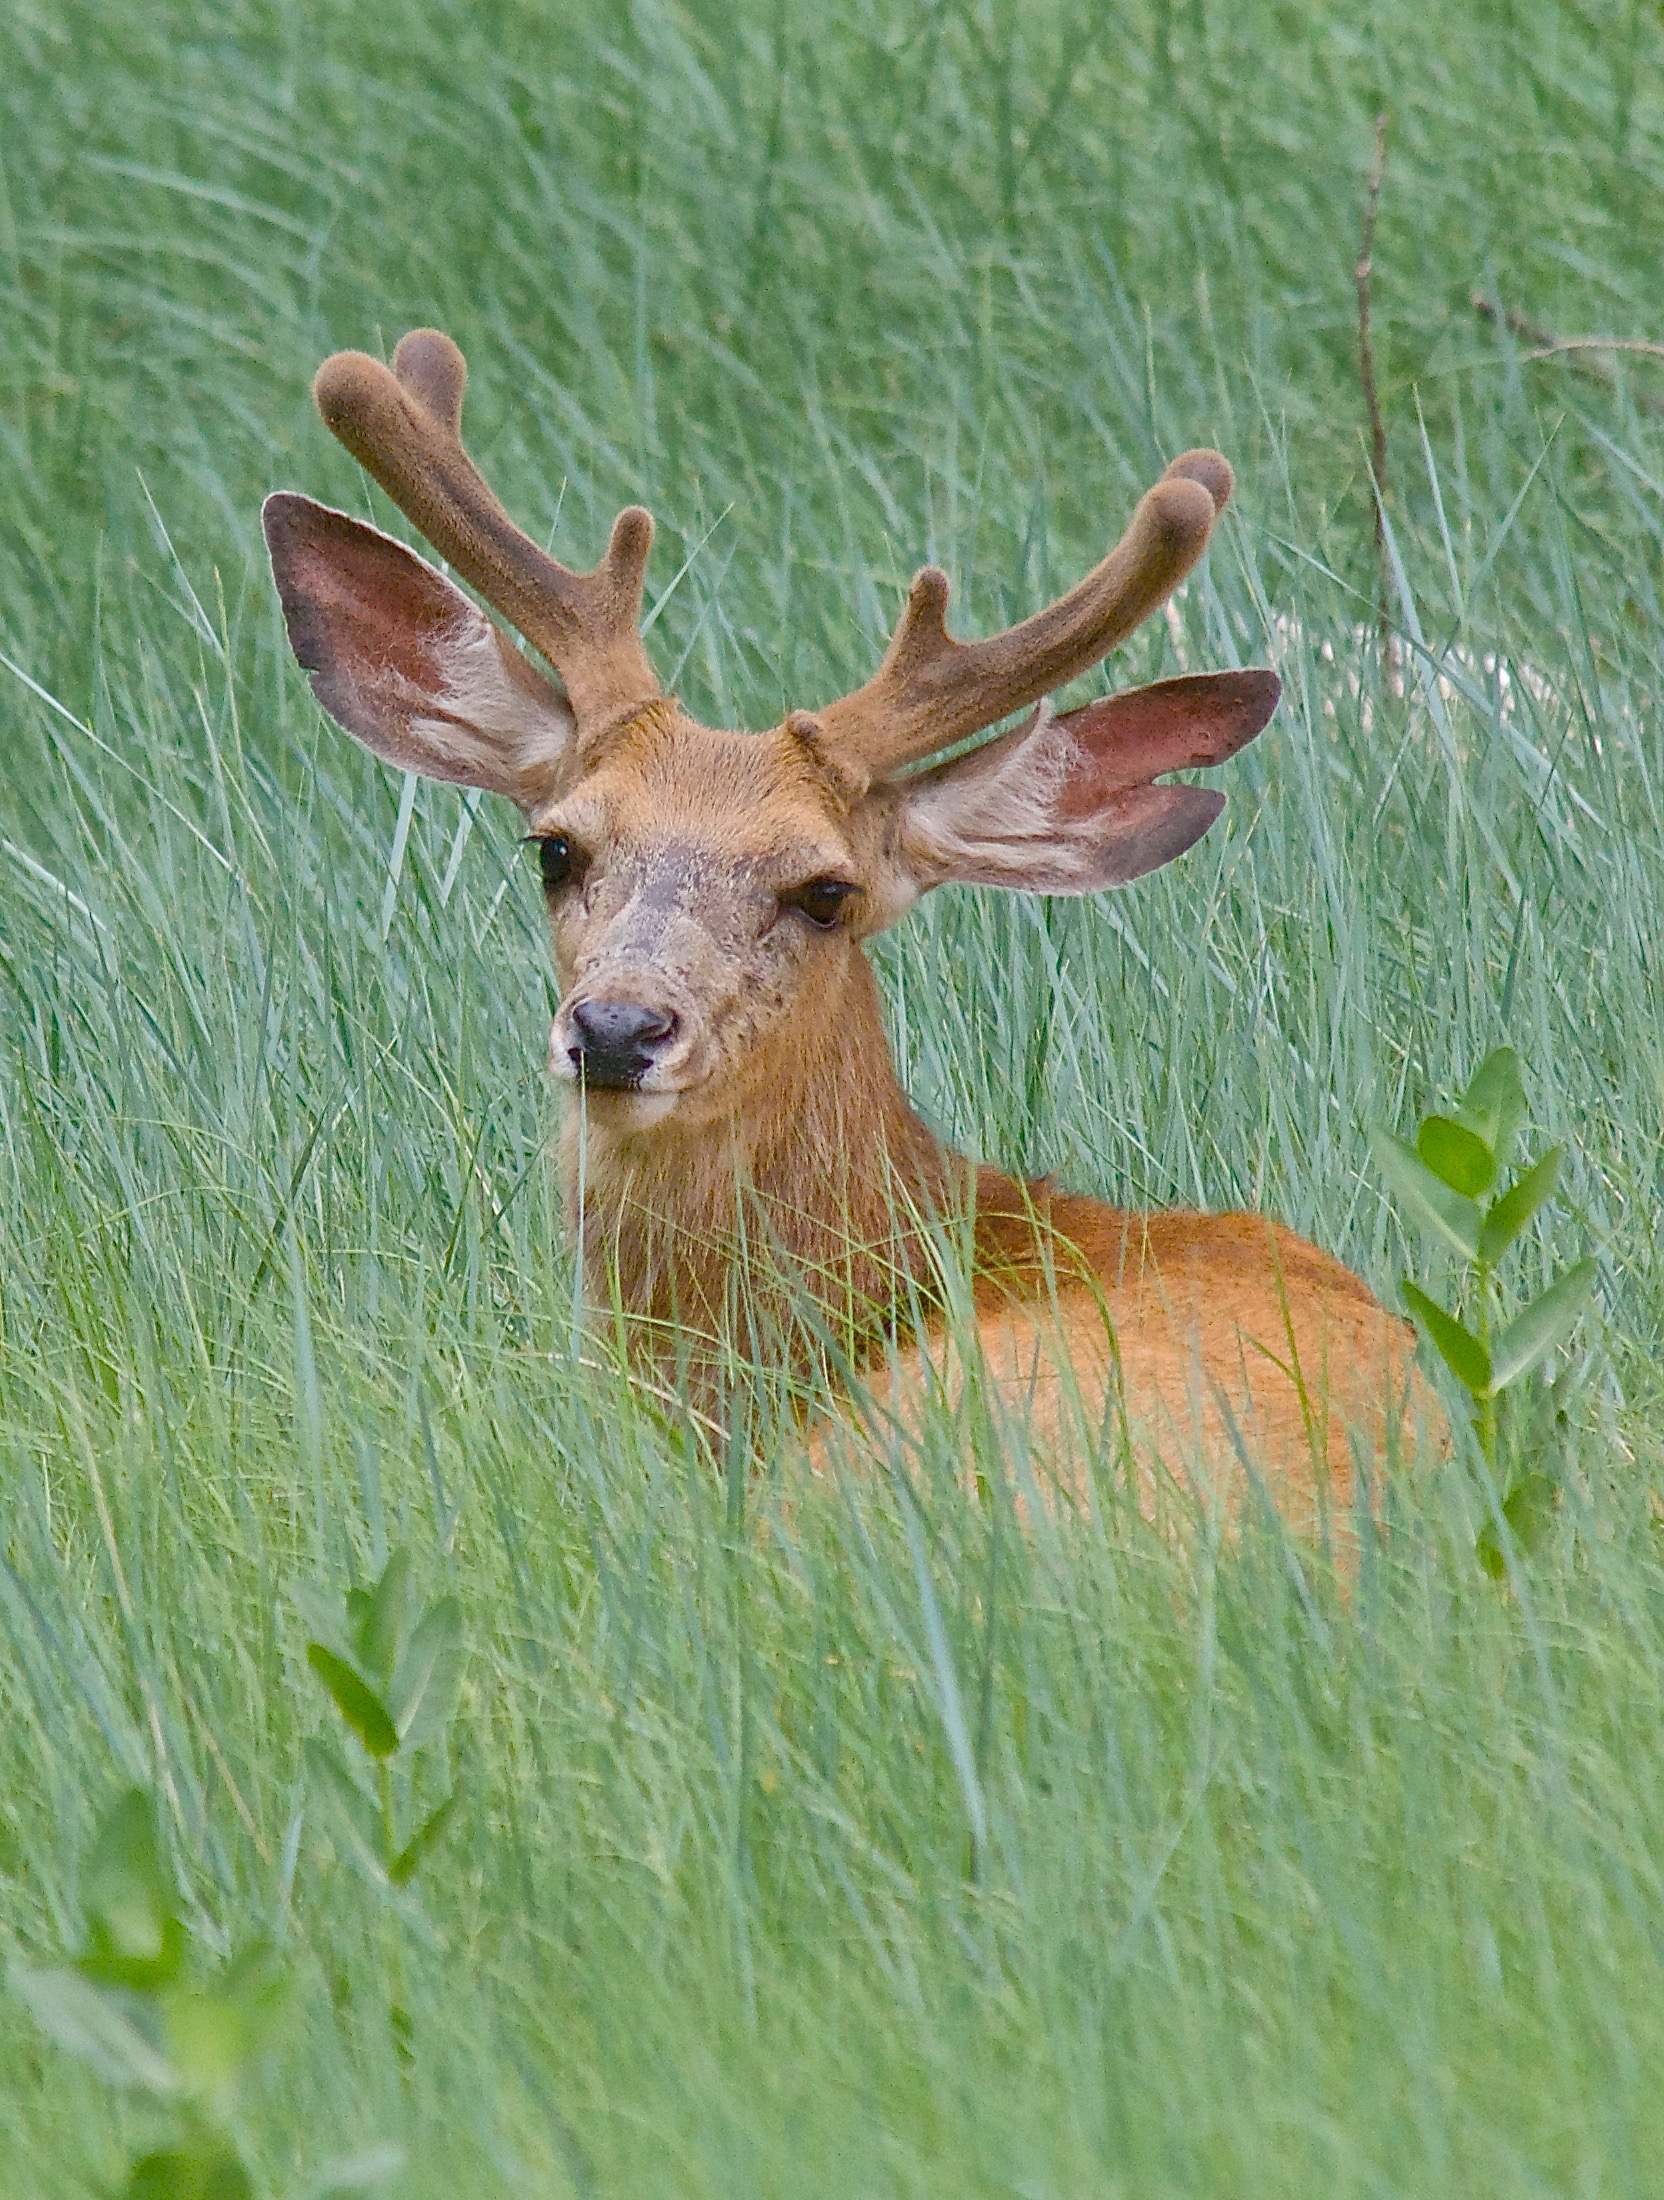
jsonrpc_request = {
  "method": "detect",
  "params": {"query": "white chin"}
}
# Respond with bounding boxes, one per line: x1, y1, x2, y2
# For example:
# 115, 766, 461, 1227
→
577, 1088, 683, 1130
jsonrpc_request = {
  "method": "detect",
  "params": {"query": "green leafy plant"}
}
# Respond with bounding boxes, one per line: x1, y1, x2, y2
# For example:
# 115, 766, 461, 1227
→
7, 1788, 285, 2197
301, 1550, 465, 1894
1372, 1047, 1597, 1572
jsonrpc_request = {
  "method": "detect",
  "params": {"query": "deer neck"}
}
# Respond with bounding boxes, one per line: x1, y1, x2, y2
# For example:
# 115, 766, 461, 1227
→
561, 952, 971, 1356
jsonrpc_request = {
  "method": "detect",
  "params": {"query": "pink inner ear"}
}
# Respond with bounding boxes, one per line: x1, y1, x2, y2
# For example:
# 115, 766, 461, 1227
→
1052, 669, 1280, 805
264, 493, 462, 703
1088, 782, 1228, 882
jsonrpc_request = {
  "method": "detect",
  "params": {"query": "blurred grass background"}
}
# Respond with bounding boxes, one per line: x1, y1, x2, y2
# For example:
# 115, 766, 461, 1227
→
5, 0, 1664, 2191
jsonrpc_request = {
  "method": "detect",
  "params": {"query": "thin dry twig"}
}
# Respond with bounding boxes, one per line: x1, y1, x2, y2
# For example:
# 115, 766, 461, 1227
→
1470, 291, 1556, 351
1524, 336, 1664, 363
1470, 290, 1664, 414
1356, 118, 1390, 511
1355, 114, 1395, 670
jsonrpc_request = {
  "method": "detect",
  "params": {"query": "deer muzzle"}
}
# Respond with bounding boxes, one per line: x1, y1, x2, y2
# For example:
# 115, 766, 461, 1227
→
555, 996, 681, 1090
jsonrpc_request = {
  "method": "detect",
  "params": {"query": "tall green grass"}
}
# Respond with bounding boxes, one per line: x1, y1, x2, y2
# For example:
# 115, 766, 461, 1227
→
4, 0, 1664, 2190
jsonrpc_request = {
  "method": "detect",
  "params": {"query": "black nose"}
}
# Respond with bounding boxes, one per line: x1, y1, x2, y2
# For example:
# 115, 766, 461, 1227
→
568, 998, 679, 1088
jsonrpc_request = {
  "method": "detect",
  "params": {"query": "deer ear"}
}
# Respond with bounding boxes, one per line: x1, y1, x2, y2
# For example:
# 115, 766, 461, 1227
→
262, 492, 575, 809
891, 670, 1277, 898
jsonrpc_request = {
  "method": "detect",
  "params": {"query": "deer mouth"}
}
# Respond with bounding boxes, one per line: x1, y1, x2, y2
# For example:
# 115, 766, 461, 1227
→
572, 1087, 687, 1131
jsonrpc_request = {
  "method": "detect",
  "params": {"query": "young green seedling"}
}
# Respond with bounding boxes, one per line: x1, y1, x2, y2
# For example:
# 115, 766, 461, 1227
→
301, 1549, 465, 1893
7, 1787, 286, 2197
1372, 1047, 1596, 1572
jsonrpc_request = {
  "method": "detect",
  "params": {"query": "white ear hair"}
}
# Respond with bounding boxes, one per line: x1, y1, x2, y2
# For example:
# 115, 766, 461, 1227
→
891, 678, 1261, 900
901, 699, 1070, 875
404, 606, 577, 793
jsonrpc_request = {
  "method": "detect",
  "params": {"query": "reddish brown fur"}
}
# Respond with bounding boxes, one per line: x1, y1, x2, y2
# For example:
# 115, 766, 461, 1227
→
551, 730, 1428, 1513
540, 709, 1426, 1513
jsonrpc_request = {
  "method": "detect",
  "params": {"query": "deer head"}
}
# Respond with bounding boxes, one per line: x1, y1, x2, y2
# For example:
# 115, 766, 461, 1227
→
264, 329, 1277, 1141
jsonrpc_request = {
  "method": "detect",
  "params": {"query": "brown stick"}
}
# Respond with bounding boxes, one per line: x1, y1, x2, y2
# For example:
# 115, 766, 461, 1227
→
1523, 336, 1664, 363
1470, 292, 1555, 352
1355, 114, 1394, 667
1470, 291, 1664, 414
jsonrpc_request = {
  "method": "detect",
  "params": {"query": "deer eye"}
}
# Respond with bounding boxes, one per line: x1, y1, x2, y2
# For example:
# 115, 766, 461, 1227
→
530, 833, 586, 893
781, 877, 857, 930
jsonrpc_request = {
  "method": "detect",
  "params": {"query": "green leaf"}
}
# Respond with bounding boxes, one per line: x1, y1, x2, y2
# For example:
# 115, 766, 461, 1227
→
8, 1962, 177, 2092
1371, 1130, 1481, 1259
389, 1596, 465, 1749
1489, 1259, 1598, 1391
1456, 1046, 1528, 1166
389, 1789, 461, 1888
1477, 1469, 1560, 1580
1416, 1114, 1495, 1197
1504, 1468, 1559, 1551
215, 1938, 290, 2039
1402, 1282, 1493, 1397
348, 1550, 412, 1689
307, 1645, 399, 1759
1478, 1146, 1563, 1264
78, 1789, 187, 1992
125, 2142, 253, 2199
164, 1942, 289, 2107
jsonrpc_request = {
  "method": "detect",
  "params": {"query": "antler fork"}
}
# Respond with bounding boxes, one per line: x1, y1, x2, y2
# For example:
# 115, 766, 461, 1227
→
312, 329, 661, 728
810, 450, 1234, 784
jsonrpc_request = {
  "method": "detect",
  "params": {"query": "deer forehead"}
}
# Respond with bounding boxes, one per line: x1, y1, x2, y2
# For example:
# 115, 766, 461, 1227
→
532, 713, 858, 871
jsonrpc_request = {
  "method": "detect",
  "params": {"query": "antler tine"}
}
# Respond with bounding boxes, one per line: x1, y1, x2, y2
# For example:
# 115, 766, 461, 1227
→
812, 450, 1234, 782
312, 329, 660, 727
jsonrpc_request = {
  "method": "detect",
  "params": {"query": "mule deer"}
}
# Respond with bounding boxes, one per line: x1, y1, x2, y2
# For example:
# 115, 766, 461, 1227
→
264, 328, 1424, 1519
